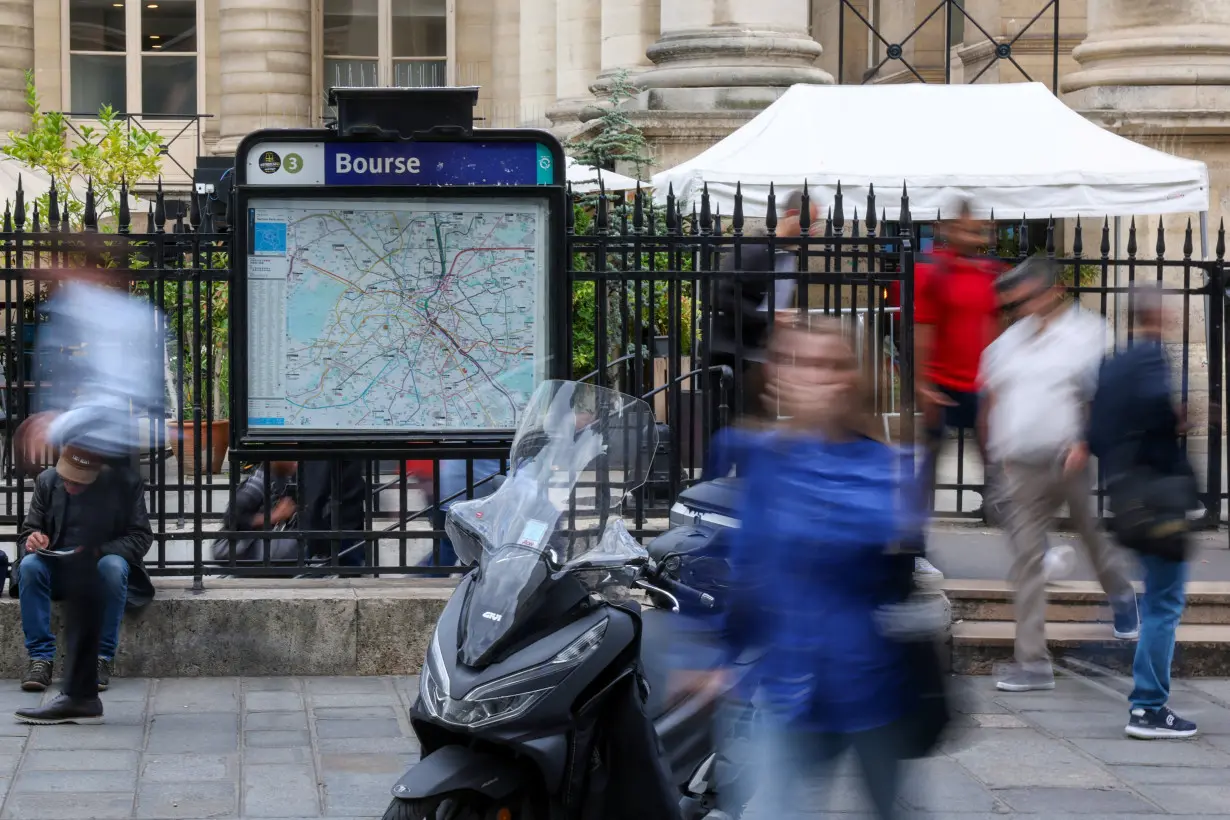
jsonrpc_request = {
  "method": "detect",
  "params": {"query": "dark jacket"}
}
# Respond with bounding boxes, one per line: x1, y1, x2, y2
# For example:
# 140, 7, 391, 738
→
213, 467, 300, 563
1088, 340, 1190, 478
299, 460, 366, 558
13, 467, 156, 609
707, 243, 777, 360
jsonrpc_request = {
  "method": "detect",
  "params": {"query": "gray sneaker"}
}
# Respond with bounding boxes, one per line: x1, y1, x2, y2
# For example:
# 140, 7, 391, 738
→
996, 667, 1056, 692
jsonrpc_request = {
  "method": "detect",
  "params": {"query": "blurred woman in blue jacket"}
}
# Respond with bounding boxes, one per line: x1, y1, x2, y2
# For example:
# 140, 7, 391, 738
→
701, 318, 925, 819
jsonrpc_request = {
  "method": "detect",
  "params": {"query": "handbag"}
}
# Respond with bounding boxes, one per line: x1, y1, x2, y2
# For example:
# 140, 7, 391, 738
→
1104, 434, 1197, 562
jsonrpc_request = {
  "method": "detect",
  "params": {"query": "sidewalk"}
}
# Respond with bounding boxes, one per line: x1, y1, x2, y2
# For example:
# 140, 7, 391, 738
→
0, 675, 1229, 818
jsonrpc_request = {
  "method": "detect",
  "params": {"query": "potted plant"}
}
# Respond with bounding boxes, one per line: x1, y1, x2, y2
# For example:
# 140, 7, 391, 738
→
164, 268, 230, 475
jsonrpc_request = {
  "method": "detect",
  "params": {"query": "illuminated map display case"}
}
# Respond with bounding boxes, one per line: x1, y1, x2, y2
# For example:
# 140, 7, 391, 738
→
232, 96, 567, 453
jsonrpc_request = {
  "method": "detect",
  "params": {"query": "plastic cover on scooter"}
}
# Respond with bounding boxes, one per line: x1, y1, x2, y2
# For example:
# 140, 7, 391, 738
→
446, 381, 659, 667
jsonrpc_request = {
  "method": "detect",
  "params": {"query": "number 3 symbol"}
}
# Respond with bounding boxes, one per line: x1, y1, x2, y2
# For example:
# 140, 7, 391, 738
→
284, 153, 304, 174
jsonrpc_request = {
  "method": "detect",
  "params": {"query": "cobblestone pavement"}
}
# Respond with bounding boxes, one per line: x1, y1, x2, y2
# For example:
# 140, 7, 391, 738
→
3, 675, 1230, 818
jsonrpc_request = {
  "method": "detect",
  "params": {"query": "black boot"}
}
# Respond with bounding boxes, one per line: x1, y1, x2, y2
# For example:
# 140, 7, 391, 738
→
15, 693, 103, 725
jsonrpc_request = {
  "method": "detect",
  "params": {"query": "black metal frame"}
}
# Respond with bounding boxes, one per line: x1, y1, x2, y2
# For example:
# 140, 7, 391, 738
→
230, 127, 570, 456
838, 0, 1062, 90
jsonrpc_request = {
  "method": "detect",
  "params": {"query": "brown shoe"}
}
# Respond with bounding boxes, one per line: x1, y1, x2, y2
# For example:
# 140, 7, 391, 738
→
21, 659, 53, 692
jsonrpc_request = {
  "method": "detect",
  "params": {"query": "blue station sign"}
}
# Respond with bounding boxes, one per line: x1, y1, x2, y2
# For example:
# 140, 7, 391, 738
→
243, 140, 556, 187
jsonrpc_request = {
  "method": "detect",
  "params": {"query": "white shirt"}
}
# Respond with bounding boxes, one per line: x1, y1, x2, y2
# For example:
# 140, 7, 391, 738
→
980, 305, 1109, 464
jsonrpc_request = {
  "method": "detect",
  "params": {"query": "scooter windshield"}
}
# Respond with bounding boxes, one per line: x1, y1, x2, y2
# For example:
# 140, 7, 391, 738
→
447, 381, 658, 666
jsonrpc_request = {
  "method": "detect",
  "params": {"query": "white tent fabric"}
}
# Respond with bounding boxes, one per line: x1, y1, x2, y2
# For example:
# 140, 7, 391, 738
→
566, 157, 643, 193
0, 157, 144, 218
651, 83, 1209, 220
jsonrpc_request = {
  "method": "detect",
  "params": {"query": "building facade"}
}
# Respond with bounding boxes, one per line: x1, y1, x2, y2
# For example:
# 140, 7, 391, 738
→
3, 0, 1229, 223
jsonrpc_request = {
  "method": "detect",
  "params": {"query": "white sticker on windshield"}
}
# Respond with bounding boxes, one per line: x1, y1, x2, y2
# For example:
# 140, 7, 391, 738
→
518, 519, 549, 549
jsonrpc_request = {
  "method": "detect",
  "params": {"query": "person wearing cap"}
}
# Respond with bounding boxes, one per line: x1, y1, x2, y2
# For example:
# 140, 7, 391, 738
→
979, 256, 1138, 693
11, 445, 153, 723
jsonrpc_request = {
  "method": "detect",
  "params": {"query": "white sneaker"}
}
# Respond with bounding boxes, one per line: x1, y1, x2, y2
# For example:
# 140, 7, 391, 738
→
1043, 544, 1076, 581
914, 557, 945, 590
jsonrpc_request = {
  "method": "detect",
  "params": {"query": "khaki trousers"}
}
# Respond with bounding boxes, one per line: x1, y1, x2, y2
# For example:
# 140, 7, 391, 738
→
1001, 460, 1134, 673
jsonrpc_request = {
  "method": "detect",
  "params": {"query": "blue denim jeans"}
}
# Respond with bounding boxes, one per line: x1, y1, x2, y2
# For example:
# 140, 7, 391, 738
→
421, 459, 501, 569
19, 552, 129, 661
1130, 554, 1189, 711
746, 714, 906, 820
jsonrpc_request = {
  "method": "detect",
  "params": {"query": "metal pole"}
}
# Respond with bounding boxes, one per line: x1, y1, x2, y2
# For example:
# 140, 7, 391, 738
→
1113, 216, 1122, 346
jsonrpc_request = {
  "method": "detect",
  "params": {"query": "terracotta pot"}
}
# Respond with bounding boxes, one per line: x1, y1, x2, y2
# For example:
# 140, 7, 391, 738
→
168, 419, 230, 475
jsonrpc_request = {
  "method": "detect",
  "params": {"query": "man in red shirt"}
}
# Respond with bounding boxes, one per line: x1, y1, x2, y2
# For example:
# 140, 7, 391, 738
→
913, 202, 1003, 576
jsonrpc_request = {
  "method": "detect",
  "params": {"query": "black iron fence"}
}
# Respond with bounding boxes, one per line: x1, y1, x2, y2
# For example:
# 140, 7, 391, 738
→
0, 177, 1225, 584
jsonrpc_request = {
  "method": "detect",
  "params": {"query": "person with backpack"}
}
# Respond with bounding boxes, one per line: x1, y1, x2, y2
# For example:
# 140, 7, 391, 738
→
1089, 284, 1199, 738
213, 461, 301, 566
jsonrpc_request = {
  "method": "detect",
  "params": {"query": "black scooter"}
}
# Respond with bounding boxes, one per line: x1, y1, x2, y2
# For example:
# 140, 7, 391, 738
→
384, 381, 747, 820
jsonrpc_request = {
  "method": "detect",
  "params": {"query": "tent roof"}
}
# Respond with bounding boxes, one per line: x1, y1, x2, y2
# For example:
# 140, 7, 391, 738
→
566, 157, 643, 193
0, 158, 144, 220
651, 83, 1209, 220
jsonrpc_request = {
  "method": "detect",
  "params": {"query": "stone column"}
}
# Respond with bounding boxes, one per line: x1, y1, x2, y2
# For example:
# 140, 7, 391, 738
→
594, 0, 661, 92
548, 0, 601, 132
519, 0, 557, 127
1063, 0, 1230, 466
489, 0, 520, 128
216, 0, 312, 154
0, 0, 34, 139
639, 0, 831, 112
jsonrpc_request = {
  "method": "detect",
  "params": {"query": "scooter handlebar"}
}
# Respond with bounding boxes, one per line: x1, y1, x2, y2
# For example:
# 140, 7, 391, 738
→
655, 573, 716, 610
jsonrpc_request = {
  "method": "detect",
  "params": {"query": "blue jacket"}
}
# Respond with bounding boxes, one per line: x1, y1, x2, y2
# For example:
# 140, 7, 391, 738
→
709, 427, 922, 733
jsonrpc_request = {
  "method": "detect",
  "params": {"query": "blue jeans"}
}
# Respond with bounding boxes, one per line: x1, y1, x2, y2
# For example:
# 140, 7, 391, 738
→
20, 553, 129, 662
1130, 554, 1188, 711
421, 459, 501, 568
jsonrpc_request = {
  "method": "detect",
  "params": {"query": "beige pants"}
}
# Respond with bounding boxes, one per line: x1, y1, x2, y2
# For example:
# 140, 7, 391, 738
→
1001, 459, 1134, 673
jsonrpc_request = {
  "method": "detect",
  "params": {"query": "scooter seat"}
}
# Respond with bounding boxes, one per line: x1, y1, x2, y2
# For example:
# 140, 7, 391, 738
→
639, 608, 726, 720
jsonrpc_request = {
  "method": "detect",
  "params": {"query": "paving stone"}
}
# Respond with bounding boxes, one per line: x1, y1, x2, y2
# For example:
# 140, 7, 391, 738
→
968, 713, 1028, 728
1070, 738, 1230, 767
322, 772, 398, 817
950, 729, 1119, 789
141, 753, 236, 782
1184, 680, 1230, 705
101, 677, 152, 702
993, 786, 1159, 813
315, 719, 402, 740
1, 792, 134, 819
900, 758, 1004, 812
27, 724, 144, 751
23, 749, 140, 771
147, 711, 240, 754
1132, 784, 1230, 815
314, 706, 400, 721
995, 691, 1124, 713
247, 692, 305, 712
247, 711, 310, 731
306, 678, 392, 696
137, 780, 238, 819
12, 768, 137, 793
309, 693, 399, 709
243, 763, 321, 817
0, 738, 26, 755
315, 738, 417, 758
153, 678, 240, 713
244, 677, 304, 692
1017, 708, 1129, 739
319, 754, 409, 775
1111, 764, 1230, 786
247, 730, 313, 748
245, 746, 315, 765
0, 755, 19, 775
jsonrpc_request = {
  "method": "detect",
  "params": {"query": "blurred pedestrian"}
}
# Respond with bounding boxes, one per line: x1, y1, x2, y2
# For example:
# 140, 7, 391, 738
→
1089, 285, 1199, 738
685, 318, 932, 819
910, 200, 1004, 583
980, 257, 1138, 693
11, 260, 162, 723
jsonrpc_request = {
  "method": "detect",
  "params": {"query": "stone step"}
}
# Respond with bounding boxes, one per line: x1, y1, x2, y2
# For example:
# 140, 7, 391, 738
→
946, 579, 1230, 625
950, 620, 1230, 676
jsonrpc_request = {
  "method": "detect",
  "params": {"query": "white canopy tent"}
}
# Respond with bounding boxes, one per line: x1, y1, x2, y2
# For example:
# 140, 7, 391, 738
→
566, 157, 643, 194
0, 157, 144, 221
652, 83, 1209, 224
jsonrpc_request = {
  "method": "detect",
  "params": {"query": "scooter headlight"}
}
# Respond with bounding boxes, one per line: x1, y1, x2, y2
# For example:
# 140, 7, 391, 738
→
419, 620, 608, 729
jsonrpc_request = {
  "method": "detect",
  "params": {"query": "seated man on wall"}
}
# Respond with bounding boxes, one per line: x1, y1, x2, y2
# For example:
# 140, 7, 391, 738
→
13, 446, 154, 694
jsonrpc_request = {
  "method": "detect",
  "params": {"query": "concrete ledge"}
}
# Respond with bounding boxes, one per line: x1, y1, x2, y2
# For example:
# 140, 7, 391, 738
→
0, 580, 455, 678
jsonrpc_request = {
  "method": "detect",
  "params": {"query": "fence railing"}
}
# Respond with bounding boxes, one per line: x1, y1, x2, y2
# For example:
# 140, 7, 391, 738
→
0, 176, 1225, 585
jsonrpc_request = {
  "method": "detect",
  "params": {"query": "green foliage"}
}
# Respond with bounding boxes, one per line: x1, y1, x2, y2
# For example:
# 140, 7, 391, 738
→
3, 70, 163, 225
570, 200, 698, 380
566, 69, 653, 183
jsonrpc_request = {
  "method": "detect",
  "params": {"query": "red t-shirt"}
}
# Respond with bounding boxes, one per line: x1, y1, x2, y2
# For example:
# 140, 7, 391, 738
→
911, 247, 1002, 393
